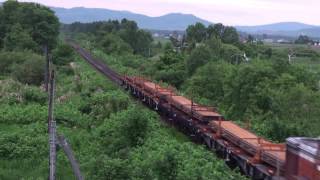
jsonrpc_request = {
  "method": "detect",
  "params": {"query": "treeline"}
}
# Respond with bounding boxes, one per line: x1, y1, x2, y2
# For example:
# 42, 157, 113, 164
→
0, 1, 246, 179
0, 1, 75, 86
62, 19, 153, 56
0, 0, 59, 51
152, 23, 320, 141
71, 20, 320, 142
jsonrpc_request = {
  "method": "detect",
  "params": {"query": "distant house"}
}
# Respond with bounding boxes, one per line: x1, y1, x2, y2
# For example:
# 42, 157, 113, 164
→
277, 39, 291, 44
152, 33, 160, 38
263, 39, 274, 43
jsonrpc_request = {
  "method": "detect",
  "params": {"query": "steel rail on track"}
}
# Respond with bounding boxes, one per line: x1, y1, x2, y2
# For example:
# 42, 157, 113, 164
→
66, 40, 287, 180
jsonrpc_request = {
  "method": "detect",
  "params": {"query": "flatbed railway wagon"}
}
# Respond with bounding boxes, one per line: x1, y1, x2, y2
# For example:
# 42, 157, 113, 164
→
69, 41, 320, 180
122, 76, 320, 180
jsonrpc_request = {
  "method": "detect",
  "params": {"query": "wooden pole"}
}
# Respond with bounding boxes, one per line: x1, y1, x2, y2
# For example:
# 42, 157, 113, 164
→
48, 70, 56, 180
44, 45, 50, 92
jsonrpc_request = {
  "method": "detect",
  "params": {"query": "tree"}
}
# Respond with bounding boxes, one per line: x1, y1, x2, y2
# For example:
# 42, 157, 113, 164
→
3, 24, 37, 51
207, 23, 224, 39
154, 50, 186, 88
52, 42, 76, 65
247, 35, 254, 43
21, 3, 60, 49
118, 19, 153, 56
122, 108, 149, 147
0, 7, 5, 49
186, 22, 207, 43
205, 36, 222, 58
1, 1, 59, 51
206, 23, 239, 45
186, 62, 234, 106
224, 61, 276, 120
134, 30, 153, 56
186, 45, 212, 75
220, 44, 243, 64
295, 35, 312, 44
155, 151, 178, 180
99, 34, 133, 55
222, 26, 239, 44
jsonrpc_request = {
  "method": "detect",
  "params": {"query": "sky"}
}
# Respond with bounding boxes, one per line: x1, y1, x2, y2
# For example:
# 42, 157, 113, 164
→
8, 0, 320, 26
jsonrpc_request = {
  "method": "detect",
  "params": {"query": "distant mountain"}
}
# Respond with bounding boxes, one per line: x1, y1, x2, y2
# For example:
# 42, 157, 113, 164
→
236, 22, 317, 32
236, 22, 320, 38
51, 7, 211, 30
49, 7, 320, 37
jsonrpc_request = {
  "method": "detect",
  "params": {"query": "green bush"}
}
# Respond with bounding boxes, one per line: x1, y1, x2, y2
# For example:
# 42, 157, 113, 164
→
0, 123, 47, 159
99, 34, 133, 55
0, 79, 24, 104
52, 43, 75, 65
0, 104, 47, 125
55, 103, 90, 128
22, 86, 47, 105
12, 57, 45, 85
85, 91, 130, 124
0, 51, 42, 75
186, 45, 212, 75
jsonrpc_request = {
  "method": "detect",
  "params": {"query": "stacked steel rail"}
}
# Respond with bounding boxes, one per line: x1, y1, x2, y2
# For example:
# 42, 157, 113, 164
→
68, 40, 320, 180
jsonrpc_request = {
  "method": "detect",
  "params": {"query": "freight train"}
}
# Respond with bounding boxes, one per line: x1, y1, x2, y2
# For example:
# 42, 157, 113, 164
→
68, 41, 320, 180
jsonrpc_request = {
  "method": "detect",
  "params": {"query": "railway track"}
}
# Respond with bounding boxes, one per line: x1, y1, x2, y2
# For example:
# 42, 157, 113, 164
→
68, 42, 122, 85
67, 40, 320, 180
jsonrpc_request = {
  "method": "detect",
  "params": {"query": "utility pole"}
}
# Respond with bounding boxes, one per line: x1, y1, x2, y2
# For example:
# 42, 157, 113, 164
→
44, 45, 50, 92
48, 70, 56, 180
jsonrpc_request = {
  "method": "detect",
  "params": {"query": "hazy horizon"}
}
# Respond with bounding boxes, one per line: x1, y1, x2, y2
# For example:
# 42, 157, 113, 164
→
2, 0, 319, 26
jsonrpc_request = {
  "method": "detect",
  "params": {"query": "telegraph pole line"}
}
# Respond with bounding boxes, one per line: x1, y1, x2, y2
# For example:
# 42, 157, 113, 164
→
44, 44, 50, 92
48, 70, 56, 180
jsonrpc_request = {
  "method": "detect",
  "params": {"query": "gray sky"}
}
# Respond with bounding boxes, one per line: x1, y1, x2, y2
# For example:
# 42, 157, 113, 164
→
11, 0, 320, 25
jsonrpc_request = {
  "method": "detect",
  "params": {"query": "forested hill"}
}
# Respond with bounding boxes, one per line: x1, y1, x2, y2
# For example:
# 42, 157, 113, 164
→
52, 6, 320, 37
0, 1, 246, 179
52, 7, 211, 30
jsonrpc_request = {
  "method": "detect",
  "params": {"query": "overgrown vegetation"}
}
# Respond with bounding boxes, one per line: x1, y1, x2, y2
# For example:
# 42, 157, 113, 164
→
66, 18, 320, 143
2, 0, 320, 178
0, 1, 246, 179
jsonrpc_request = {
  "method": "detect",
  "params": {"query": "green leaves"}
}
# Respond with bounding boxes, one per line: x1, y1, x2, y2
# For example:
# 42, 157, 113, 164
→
52, 42, 75, 65
153, 50, 187, 87
186, 45, 212, 75
0, 123, 47, 159
0, 104, 47, 125
0, 1, 59, 51
186, 22, 207, 43
12, 56, 45, 85
3, 24, 38, 51
99, 34, 133, 55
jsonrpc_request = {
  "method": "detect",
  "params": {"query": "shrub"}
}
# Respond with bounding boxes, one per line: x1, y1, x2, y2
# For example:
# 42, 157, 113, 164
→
22, 86, 47, 105
52, 43, 75, 65
186, 45, 212, 75
99, 34, 133, 55
0, 104, 47, 125
12, 57, 45, 85
0, 51, 41, 75
87, 91, 130, 122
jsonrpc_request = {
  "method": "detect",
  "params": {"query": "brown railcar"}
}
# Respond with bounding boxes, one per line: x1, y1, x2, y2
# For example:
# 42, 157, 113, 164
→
286, 138, 320, 180
210, 121, 286, 169
72, 42, 320, 180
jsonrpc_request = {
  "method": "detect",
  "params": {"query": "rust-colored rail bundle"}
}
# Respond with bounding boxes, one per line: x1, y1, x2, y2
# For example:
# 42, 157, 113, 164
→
68, 40, 320, 180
